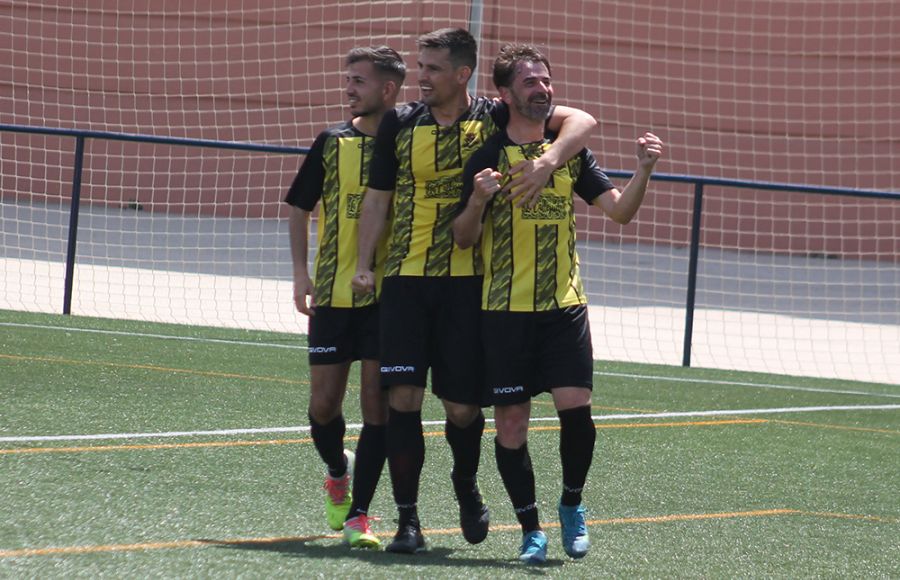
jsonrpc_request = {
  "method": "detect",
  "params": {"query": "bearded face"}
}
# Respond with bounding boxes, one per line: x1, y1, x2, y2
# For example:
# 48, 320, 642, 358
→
507, 60, 553, 122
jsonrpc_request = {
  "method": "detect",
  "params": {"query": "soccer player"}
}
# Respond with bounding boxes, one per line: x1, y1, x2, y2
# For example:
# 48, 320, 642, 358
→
351, 29, 598, 554
453, 44, 663, 564
284, 46, 406, 549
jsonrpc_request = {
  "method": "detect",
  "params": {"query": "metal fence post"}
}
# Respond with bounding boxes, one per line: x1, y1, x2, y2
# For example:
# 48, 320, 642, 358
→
682, 181, 704, 366
62, 135, 86, 315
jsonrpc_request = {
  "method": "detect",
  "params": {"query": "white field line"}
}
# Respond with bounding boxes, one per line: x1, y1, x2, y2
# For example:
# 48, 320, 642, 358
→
0, 322, 306, 350
1, 404, 897, 444
4, 321, 898, 400
595, 371, 900, 399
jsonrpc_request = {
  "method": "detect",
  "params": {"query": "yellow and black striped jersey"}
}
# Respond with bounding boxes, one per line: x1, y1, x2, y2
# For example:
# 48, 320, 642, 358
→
284, 121, 386, 308
368, 97, 509, 278
460, 131, 615, 312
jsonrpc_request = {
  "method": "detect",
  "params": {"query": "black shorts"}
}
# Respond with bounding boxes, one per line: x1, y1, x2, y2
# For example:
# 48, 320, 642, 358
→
482, 305, 593, 407
378, 275, 486, 406
307, 304, 379, 365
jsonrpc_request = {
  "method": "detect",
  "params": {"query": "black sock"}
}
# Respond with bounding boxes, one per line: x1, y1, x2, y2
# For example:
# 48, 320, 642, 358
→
495, 438, 540, 533
346, 423, 387, 520
558, 405, 596, 506
309, 413, 347, 478
387, 408, 424, 524
446, 411, 485, 507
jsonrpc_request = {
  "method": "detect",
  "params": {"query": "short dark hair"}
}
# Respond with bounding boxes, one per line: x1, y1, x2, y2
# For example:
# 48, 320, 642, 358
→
345, 46, 406, 84
417, 28, 477, 70
492, 43, 551, 89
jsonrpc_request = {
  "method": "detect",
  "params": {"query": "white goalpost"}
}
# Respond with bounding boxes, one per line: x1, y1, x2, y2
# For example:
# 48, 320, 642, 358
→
1, 1, 898, 384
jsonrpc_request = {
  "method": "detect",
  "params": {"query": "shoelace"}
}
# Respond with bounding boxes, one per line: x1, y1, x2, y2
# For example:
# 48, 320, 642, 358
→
324, 475, 350, 503
561, 507, 587, 540
522, 532, 546, 554
346, 514, 371, 532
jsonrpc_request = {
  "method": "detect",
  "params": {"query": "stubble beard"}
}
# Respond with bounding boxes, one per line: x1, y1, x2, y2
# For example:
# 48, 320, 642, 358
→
514, 93, 552, 123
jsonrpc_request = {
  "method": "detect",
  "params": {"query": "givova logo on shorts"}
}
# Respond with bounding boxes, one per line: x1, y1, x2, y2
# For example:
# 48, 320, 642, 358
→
309, 346, 338, 354
493, 385, 525, 395
381, 365, 415, 373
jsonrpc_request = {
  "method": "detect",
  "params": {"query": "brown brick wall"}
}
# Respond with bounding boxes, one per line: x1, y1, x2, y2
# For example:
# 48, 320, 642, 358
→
1, 1, 897, 257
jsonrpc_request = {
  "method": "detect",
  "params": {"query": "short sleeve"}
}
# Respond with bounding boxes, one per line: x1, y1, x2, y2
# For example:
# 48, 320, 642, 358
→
283, 131, 328, 211
574, 148, 615, 204
366, 107, 402, 191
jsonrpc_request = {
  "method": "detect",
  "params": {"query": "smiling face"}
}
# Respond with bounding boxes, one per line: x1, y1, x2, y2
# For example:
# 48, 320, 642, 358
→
503, 59, 553, 122
416, 47, 470, 108
345, 60, 388, 119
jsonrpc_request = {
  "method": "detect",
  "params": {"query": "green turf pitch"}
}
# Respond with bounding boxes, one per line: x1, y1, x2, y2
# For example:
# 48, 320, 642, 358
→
1, 309, 898, 577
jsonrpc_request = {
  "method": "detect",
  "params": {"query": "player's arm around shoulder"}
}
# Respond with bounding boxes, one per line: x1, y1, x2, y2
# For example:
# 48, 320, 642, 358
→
594, 132, 664, 225
545, 105, 598, 144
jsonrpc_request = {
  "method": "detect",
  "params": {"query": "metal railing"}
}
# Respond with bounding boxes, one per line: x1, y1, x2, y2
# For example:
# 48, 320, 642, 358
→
3, 123, 898, 368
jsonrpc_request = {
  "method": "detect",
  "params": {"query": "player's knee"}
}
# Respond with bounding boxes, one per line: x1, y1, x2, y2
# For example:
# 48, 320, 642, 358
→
308, 394, 343, 424
443, 402, 481, 427
552, 386, 592, 411
388, 384, 424, 412
494, 405, 529, 448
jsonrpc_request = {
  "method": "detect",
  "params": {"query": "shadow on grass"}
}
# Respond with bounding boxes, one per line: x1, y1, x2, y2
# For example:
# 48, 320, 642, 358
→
198, 536, 565, 572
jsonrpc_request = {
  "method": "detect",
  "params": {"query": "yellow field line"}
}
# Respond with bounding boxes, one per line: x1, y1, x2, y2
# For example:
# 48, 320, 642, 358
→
797, 511, 899, 524
770, 419, 900, 436
7, 508, 892, 559
423, 508, 800, 534
532, 399, 659, 414
0, 438, 315, 455
0, 353, 305, 385
590, 508, 800, 526
0, 535, 334, 559
530, 418, 768, 434
0, 420, 766, 455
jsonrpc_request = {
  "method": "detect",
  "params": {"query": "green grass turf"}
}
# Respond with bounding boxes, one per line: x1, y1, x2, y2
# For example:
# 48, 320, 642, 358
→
1, 309, 898, 578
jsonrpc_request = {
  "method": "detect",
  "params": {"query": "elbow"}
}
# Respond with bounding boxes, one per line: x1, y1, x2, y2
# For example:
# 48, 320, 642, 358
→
575, 110, 598, 131
608, 209, 635, 225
